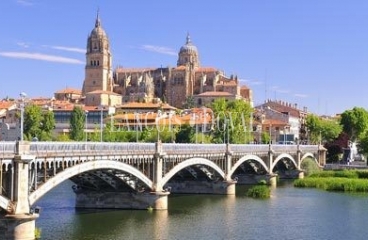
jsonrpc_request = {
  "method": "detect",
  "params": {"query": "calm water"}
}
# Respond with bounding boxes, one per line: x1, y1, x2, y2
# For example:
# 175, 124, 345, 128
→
34, 180, 368, 240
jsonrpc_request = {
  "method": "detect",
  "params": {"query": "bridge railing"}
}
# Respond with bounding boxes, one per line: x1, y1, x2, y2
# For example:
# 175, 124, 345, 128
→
299, 145, 320, 152
0, 141, 321, 158
271, 145, 298, 153
230, 144, 270, 154
0, 141, 16, 154
30, 142, 156, 155
163, 143, 227, 155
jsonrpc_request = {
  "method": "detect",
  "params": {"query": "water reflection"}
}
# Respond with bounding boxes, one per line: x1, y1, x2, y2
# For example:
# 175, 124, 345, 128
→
34, 180, 368, 240
152, 210, 169, 240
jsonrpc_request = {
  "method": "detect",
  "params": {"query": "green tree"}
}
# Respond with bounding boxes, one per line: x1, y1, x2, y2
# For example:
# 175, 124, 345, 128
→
320, 119, 342, 142
306, 114, 342, 144
340, 107, 368, 141
24, 104, 42, 140
183, 95, 195, 109
69, 106, 85, 141
141, 125, 175, 143
103, 120, 117, 142
211, 98, 252, 144
358, 134, 368, 156
55, 133, 71, 141
175, 124, 194, 143
306, 114, 321, 144
40, 110, 55, 141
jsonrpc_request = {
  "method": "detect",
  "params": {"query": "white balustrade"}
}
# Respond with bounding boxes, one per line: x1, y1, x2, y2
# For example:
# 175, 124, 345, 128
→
0, 142, 320, 159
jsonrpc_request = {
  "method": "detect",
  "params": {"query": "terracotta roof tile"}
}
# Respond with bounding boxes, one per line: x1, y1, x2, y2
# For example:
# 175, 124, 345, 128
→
0, 101, 16, 110
55, 87, 82, 94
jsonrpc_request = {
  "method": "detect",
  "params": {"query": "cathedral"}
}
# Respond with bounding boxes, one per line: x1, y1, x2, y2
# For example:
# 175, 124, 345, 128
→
81, 13, 252, 108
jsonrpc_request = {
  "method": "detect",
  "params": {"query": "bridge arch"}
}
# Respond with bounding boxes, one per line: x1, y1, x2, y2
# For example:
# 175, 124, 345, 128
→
229, 154, 270, 177
29, 160, 153, 206
272, 153, 298, 171
161, 158, 226, 187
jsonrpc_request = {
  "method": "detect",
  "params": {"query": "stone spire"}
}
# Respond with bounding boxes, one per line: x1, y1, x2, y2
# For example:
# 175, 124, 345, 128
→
95, 9, 101, 28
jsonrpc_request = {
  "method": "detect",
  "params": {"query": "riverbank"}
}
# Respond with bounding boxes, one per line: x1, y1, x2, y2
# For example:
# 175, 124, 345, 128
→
294, 170, 368, 192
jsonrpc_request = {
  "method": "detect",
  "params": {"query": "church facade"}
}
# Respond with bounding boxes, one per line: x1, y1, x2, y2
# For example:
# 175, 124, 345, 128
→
81, 13, 252, 108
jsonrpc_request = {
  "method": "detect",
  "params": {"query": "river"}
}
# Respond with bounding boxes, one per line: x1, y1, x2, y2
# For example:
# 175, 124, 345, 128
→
34, 180, 368, 240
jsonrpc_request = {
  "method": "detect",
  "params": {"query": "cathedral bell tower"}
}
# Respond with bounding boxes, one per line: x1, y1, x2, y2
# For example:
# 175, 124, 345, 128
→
82, 11, 113, 95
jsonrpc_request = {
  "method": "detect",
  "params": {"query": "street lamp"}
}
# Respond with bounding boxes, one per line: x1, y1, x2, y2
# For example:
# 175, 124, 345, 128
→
85, 110, 88, 141
135, 112, 139, 143
283, 125, 289, 144
99, 105, 104, 142
269, 124, 272, 145
224, 118, 230, 144
19, 92, 27, 141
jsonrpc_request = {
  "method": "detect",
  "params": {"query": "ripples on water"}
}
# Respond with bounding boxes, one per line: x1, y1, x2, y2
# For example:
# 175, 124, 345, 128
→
35, 181, 368, 240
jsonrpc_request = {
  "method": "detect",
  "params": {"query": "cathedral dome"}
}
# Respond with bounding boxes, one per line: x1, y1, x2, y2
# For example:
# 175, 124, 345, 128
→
179, 34, 198, 54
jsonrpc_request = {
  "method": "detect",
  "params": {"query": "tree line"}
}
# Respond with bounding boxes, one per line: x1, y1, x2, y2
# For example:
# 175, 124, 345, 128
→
21, 102, 368, 162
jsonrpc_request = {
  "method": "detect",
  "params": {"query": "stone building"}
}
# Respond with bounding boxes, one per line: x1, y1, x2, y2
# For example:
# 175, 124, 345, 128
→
81, 12, 121, 106
81, 13, 252, 108
255, 99, 309, 142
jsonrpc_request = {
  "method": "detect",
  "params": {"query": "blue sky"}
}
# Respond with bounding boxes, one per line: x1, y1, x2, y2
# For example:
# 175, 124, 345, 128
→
1, 0, 368, 115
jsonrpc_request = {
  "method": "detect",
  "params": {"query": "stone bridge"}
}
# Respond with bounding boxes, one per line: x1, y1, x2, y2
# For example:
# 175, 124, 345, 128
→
0, 141, 325, 239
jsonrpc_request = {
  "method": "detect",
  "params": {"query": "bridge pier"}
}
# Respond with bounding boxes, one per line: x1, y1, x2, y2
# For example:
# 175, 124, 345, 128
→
149, 191, 170, 210
224, 180, 237, 195
0, 213, 38, 240
165, 179, 236, 195
0, 141, 38, 240
298, 171, 305, 179
74, 190, 169, 210
268, 174, 277, 187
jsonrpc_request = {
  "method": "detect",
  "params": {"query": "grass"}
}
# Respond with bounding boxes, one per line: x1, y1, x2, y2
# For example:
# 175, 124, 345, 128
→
294, 170, 368, 192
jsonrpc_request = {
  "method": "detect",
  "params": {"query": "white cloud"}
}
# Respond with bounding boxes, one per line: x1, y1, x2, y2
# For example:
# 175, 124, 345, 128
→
271, 85, 290, 94
140, 45, 177, 56
44, 45, 85, 54
17, 42, 30, 48
0, 51, 84, 64
294, 93, 308, 98
239, 79, 263, 86
16, 0, 33, 6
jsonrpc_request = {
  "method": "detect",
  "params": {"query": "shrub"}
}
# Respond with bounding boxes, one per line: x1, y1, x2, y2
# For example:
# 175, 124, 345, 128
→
246, 185, 271, 199
356, 171, 368, 179
300, 158, 321, 176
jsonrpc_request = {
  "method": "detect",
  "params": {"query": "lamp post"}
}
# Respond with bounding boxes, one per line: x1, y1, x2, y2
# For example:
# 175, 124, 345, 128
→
85, 110, 88, 141
224, 118, 230, 144
19, 92, 27, 141
223, 119, 226, 144
135, 112, 139, 143
99, 105, 104, 142
269, 124, 272, 145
